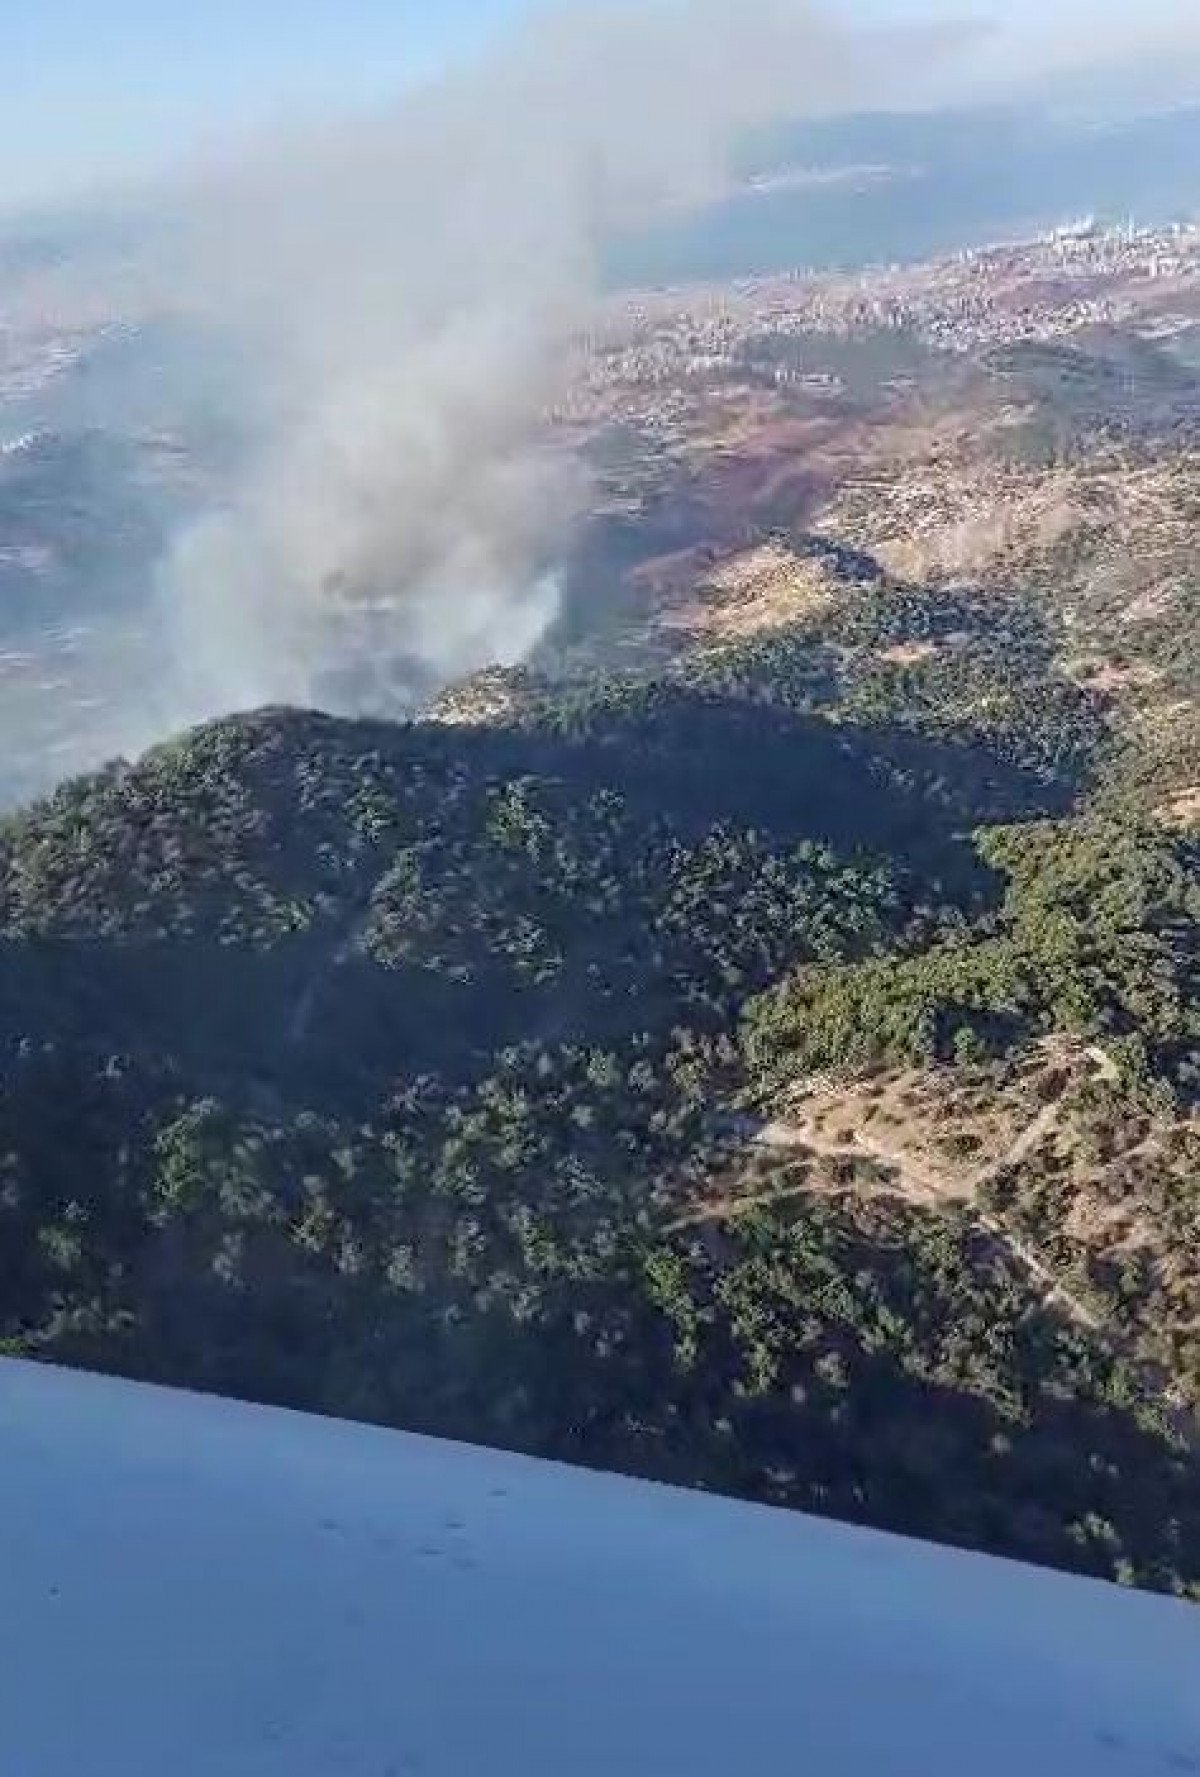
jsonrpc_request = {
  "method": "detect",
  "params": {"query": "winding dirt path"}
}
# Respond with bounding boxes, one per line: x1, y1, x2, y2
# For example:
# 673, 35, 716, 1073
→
286, 909, 374, 1048
673, 1044, 1199, 1442
672, 1048, 1115, 1337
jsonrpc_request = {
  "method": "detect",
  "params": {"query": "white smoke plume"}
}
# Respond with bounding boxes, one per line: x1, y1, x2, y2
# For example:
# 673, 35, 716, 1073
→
45, 1, 959, 737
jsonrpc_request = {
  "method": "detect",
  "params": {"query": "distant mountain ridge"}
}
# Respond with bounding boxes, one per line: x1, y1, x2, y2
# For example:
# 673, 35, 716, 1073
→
612, 101, 1200, 284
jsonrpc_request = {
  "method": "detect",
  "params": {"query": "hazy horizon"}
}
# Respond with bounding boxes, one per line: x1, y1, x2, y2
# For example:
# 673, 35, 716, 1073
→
6, 0, 1199, 220
1, 0, 1197, 805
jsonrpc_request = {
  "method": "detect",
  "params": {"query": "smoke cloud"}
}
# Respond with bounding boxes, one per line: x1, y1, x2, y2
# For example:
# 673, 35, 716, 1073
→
38, 2, 956, 741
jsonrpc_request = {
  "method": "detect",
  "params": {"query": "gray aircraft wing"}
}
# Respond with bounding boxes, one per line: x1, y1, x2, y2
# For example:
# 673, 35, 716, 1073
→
1, 1356, 1196, 1775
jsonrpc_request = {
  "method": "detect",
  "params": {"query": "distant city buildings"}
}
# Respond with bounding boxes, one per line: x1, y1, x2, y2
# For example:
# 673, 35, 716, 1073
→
568, 223, 1200, 405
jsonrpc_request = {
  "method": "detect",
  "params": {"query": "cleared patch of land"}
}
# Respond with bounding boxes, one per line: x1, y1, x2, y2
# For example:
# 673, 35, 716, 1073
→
671, 1039, 1199, 1435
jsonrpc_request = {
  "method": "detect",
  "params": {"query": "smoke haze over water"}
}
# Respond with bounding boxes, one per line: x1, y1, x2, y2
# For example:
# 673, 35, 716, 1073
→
19, 0, 951, 752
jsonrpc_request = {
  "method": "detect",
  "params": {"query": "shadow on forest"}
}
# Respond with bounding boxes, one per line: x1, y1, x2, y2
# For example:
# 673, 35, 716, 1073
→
0, 686, 1085, 1105
483, 681, 1080, 839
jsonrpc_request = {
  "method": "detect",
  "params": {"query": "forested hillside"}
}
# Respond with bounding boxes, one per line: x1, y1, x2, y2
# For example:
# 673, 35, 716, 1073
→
2, 572, 1198, 1596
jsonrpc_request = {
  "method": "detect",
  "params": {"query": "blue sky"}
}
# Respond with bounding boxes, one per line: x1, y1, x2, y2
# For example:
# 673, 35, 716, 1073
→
0, 0, 1129, 215
6, 1, 515, 209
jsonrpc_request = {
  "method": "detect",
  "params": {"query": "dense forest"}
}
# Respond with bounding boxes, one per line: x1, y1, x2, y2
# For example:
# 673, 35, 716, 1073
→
2, 570, 1198, 1597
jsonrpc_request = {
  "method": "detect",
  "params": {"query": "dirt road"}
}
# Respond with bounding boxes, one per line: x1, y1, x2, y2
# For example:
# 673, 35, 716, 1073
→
672, 1047, 1116, 1337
